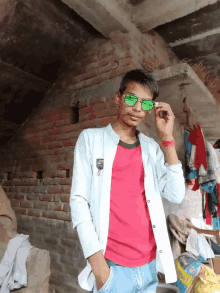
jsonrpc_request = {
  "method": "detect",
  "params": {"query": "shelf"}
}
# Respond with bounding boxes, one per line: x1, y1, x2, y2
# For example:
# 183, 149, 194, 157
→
152, 63, 220, 143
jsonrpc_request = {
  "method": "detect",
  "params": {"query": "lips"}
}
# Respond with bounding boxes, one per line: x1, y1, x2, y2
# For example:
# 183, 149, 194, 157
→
130, 115, 139, 118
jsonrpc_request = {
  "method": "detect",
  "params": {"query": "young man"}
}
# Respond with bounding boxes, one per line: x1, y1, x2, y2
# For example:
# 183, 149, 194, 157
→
70, 69, 185, 292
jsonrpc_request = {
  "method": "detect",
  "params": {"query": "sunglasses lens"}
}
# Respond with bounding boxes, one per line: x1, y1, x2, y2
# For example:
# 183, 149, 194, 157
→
125, 94, 137, 106
125, 94, 154, 111
142, 100, 154, 111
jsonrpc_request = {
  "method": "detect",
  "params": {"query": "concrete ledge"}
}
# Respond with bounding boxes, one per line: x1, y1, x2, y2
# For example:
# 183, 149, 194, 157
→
153, 62, 220, 143
69, 76, 123, 106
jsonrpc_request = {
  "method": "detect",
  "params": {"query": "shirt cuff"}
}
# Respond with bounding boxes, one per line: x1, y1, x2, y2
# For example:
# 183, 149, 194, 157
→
76, 220, 103, 260
165, 160, 182, 167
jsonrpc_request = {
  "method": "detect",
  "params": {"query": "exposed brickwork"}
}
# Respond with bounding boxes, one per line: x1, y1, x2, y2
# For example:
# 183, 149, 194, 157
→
0, 31, 179, 293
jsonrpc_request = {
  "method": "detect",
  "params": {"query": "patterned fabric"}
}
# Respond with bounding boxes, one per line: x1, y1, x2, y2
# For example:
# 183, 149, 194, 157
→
198, 140, 217, 185
188, 124, 207, 170
184, 130, 197, 179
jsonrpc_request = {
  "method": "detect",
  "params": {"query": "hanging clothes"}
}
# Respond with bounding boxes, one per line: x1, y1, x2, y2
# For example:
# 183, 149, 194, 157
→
198, 140, 217, 185
184, 130, 198, 180
188, 124, 207, 170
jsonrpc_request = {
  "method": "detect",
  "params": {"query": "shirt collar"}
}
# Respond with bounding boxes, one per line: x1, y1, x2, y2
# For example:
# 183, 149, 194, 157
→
106, 122, 143, 145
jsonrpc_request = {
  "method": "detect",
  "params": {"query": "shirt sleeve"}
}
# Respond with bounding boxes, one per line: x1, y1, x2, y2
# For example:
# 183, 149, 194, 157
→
70, 130, 103, 260
155, 142, 186, 204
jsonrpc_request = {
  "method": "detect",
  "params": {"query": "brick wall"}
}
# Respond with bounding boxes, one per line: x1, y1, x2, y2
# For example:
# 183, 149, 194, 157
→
0, 31, 179, 293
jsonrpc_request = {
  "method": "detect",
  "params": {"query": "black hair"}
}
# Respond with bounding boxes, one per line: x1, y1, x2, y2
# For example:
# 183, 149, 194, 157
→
119, 69, 159, 101
213, 139, 220, 149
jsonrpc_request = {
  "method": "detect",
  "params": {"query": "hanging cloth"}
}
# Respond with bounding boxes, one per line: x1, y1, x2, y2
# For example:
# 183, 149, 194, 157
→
188, 124, 207, 170
184, 130, 198, 179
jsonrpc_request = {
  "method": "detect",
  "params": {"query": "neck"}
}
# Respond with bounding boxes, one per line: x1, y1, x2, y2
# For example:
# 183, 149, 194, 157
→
112, 119, 137, 139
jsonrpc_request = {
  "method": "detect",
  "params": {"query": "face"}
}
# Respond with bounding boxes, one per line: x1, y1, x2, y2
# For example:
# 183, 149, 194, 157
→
115, 82, 154, 127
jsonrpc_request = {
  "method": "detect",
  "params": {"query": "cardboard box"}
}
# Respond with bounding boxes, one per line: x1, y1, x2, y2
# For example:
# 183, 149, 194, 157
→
213, 255, 220, 275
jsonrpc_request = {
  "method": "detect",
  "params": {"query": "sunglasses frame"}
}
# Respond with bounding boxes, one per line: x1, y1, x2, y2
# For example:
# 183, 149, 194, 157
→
123, 94, 155, 111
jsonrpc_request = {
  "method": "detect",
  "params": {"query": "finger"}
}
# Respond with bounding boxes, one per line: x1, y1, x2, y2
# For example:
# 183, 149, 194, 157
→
155, 106, 174, 117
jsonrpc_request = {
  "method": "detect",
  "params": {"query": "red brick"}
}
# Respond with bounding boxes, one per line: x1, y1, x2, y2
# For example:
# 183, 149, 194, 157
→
57, 164, 72, 170
10, 199, 20, 207
64, 142, 74, 147
109, 107, 118, 116
35, 122, 54, 131
98, 61, 119, 75
13, 180, 26, 186
79, 101, 88, 108
13, 194, 24, 200
98, 116, 117, 127
58, 131, 81, 141
53, 148, 67, 155
24, 179, 38, 186
98, 49, 115, 60
42, 210, 71, 221
93, 109, 109, 119
13, 207, 26, 215
60, 194, 70, 202
34, 200, 48, 209
27, 193, 39, 200
49, 129, 62, 135
109, 65, 135, 79
62, 124, 78, 133
62, 186, 71, 194
27, 209, 42, 217
63, 204, 70, 213
42, 178, 60, 185
120, 57, 134, 67
41, 136, 55, 144
79, 106, 94, 116
43, 170, 66, 179
20, 200, 34, 208
47, 186, 63, 194
79, 114, 88, 122
90, 97, 104, 105
30, 164, 45, 172
39, 194, 54, 201
47, 141, 62, 149
96, 102, 109, 111
79, 120, 96, 129
48, 202, 63, 211
55, 118, 72, 127
59, 179, 71, 185
72, 69, 98, 84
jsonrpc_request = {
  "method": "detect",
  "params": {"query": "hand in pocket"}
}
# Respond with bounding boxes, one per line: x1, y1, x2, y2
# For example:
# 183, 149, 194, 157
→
95, 266, 111, 291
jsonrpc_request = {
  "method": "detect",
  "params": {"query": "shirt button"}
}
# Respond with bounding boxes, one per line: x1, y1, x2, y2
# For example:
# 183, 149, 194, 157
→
153, 225, 156, 228
159, 250, 162, 253
147, 200, 150, 203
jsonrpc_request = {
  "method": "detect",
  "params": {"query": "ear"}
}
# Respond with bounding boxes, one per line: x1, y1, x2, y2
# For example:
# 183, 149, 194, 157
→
114, 92, 121, 107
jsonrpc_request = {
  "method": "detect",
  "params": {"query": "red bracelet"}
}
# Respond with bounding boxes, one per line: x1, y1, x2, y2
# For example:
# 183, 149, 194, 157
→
162, 140, 175, 147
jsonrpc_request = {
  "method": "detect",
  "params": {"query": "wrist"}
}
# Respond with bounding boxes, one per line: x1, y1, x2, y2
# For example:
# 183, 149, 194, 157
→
160, 135, 174, 142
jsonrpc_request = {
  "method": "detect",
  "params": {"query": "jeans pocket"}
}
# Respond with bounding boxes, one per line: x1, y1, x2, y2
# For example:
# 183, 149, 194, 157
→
96, 266, 114, 293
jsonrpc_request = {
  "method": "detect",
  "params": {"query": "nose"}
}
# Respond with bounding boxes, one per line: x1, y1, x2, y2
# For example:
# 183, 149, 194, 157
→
133, 100, 142, 111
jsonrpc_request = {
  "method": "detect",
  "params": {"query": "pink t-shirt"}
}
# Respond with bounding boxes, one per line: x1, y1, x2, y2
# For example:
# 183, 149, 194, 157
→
104, 137, 157, 267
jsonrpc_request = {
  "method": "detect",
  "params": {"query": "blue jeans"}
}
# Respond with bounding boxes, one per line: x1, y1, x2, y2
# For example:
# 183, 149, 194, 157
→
91, 258, 159, 293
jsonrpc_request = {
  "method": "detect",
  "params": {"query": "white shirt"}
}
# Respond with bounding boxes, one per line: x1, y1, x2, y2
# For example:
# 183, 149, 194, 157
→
70, 123, 185, 291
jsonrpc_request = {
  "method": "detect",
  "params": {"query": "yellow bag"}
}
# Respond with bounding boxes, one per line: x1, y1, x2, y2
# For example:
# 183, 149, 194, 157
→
194, 265, 220, 293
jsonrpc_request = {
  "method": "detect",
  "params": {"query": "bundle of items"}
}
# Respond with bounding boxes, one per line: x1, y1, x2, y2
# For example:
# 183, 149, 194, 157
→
176, 252, 220, 293
184, 125, 220, 229
175, 252, 206, 292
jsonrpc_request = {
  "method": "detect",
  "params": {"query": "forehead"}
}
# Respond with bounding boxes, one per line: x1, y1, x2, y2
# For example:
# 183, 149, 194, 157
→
124, 82, 153, 99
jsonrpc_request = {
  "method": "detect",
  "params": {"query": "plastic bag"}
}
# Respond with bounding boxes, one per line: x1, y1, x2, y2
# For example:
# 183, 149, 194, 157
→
194, 264, 220, 293
186, 229, 215, 259
175, 252, 206, 293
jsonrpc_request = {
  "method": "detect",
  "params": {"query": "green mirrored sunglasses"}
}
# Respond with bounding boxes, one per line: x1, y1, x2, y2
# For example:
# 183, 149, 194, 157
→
124, 94, 155, 111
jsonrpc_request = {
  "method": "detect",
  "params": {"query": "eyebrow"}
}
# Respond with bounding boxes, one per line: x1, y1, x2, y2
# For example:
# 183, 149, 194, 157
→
126, 92, 153, 101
